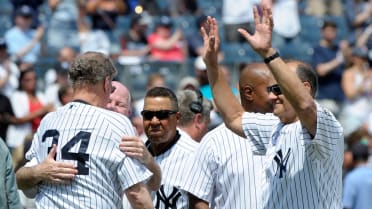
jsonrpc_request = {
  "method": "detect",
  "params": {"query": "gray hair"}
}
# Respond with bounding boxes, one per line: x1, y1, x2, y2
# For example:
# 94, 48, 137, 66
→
69, 51, 117, 88
177, 90, 212, 127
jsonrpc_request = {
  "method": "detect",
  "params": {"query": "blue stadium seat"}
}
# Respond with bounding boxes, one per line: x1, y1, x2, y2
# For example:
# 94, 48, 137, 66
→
299, 15, 323, 46
173, 15, 197, 37
278, 39, 314, 64
222, 43, 261, 64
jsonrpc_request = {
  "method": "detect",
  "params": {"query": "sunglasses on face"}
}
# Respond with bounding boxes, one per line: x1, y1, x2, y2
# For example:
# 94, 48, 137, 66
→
267, 84, 282, 96
141, 110, 177, 120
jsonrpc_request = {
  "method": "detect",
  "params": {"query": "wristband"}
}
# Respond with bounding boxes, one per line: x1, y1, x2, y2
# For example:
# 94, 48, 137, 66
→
264, 51, 280, 64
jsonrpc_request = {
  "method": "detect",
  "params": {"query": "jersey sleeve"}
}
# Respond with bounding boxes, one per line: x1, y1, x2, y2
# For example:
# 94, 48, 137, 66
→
117, 155, 152, 191
242, 112, 277, 155
25, 131, 41, 162
309, 104, 344, 160
178, 135, 218, 203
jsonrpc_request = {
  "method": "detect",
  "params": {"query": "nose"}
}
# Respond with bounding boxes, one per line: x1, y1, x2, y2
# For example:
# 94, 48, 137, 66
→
268, 91, 279, 100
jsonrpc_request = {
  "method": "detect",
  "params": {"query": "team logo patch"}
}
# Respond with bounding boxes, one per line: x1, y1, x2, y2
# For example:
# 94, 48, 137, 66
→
273, 148, 291, 178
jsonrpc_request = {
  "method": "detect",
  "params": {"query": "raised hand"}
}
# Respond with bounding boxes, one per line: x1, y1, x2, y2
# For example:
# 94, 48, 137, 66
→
237, 0, 274, 57
201, 16, 220, 69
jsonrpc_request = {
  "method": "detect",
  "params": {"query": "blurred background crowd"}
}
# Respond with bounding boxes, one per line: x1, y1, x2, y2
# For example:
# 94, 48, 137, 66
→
0, 0, 372, 208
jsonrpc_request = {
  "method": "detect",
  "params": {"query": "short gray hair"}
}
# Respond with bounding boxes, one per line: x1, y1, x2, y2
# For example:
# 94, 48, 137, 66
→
177, 90, 212, 126
69, 51, 117, 88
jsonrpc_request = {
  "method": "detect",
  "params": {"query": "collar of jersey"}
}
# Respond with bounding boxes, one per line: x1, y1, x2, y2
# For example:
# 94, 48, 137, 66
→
73, 99, 92, 106
145, 130, 181, 156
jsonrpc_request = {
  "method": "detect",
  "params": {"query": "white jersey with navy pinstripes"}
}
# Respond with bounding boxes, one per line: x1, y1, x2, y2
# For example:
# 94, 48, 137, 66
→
26, 101, 152, 209
177, 123, 267, 209
123, 129, 198, 209
150, 129, 198, 209
242, 103, 344, 209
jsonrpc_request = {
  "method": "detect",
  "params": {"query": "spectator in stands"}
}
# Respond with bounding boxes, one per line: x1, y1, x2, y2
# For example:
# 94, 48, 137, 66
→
5, 5, 44, 65
147, 16, 187, 62
356, 24, 372, 66
343, 143, 372, 209
186, 15, 206, 58
85, 0, 127, 30
44, 47, 77, 107
57, 84, 73, 106
0, 93, 14, 142
305, 0, 343, 17
194, 56, 237, 101
168, 0, 199, 17
177, 76, 199, 92
79, 0, 128, 54
311, 20, 348, 117
46, 0, 80, 51
344, 0, 372, 44
119, 14, 151, 63
0, 37, 20, 98
272, 0, 301, 48
222, 0, 258, 43
340, 47, 372, 137
6, 68, 54, 153
10, 0, 43, 28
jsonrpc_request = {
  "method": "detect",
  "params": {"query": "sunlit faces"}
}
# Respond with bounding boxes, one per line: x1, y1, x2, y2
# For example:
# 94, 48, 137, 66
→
142, 97, 179, 145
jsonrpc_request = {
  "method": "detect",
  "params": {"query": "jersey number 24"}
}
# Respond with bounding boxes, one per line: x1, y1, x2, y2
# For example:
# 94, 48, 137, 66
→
42, 130, 91, 175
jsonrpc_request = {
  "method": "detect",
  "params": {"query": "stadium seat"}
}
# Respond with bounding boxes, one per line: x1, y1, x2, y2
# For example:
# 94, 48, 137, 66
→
299, 15, 323, 46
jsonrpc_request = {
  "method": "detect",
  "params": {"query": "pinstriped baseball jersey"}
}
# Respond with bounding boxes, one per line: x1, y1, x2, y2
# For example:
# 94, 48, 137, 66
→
150, 129, 198, 209
26, 101, 152, 209
242, 103, 344, 209
177, 123, 267, 209
123, 129, 198, 209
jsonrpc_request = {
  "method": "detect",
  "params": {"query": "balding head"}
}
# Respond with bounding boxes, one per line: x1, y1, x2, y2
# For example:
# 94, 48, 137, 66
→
239, 62, 275, 113
106, 81, 132, 116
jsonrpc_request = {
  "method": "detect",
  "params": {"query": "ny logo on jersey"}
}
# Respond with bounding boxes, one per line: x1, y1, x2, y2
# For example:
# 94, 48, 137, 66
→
155, 185, 182, 209
273, 148, 291, 178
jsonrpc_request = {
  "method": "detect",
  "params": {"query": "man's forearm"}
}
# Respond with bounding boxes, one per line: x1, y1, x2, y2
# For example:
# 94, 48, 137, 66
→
144, 158, 161, 191
16, 166, 42, 190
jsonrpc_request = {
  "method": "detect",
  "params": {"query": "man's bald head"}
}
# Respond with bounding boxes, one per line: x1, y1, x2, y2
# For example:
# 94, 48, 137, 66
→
106, 81, 132, 116
239, 62, 275, 113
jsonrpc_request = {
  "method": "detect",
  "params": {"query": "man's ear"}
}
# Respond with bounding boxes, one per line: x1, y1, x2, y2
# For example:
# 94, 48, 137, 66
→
303, 81, 312, 95
104, 76, 111, 93
241, 85, 254, 101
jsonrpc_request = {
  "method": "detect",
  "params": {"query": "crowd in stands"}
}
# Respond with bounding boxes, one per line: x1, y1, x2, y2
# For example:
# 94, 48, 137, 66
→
0, 0, 372, 208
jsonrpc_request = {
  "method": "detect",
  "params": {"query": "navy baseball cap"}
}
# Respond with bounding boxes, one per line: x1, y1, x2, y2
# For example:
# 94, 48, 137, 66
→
15, 5, 33, 17
157, 16, 173, 28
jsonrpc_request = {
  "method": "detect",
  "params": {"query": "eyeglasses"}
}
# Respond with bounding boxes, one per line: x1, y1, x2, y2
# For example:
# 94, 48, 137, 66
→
141, 110, 177, 120
267, 84, 282, 96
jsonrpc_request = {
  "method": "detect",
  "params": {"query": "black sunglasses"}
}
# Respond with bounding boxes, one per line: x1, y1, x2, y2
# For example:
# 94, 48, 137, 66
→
141, 110, 177, 120
267, 84, 282, 96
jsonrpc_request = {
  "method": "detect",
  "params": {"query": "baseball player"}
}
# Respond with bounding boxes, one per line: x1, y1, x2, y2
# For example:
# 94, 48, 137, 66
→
121, 87, 199, 209
176, 89, 212, 142
178, 63, 276, 209
200, 1, 344, 209
16, 52, 154, 209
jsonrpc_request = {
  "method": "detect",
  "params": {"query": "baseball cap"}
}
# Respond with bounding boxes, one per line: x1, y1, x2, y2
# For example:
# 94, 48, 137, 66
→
177, 76, 200, 91
15, 5, 33, 17
352, 47, 368, 59
157, 16, 173, 28
194, 56, 207, 71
